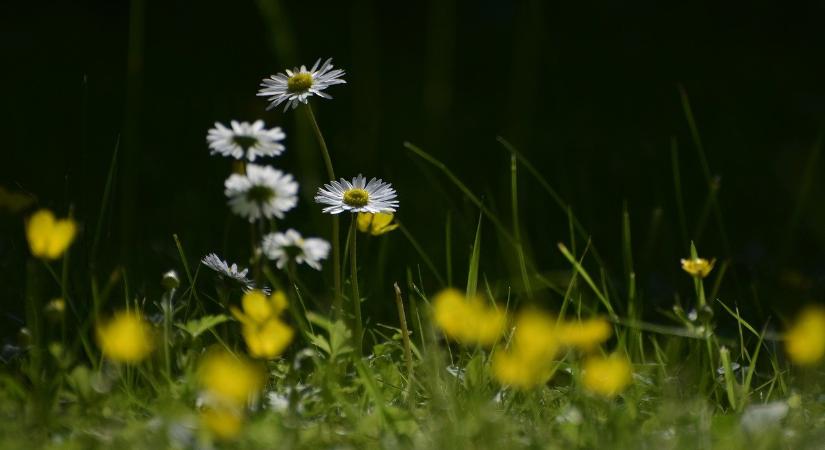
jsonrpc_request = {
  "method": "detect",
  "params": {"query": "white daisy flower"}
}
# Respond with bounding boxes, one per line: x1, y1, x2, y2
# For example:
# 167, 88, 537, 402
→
206, 120, 286, 161
201, 253, 252, 285
262, 229, 330, 271
257, 58, 346, 111
225, 164, 299, 222
314, 174, 398, 214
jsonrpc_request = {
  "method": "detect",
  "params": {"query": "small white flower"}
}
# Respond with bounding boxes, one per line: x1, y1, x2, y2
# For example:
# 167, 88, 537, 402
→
314, 174, 398, 214
225, 164, 298, 222
262, 229, 330, 271
207, 120, 286, 161
201, 253, 251, 285
257, 58, 346, 111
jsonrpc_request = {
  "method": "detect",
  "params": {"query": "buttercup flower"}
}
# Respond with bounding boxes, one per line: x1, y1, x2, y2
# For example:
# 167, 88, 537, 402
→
582, 353, 633, 398
231, 290, 294, 359
207, 120, 285, 161
681, 257, 716, 278
230, 290, 288, 324
225, 164, 298, 222
785, 306, 825, 366
315, 175, 398, 214
26, 209, 77, 260
357, 212, 399, 236
258, 58, 346, 111
202, 253, 252, 286
197, 348, 265, 405
492, 309, 559, 390
432, 288, 506, 346
262, 229, 330, 270
96, 311, 154, 364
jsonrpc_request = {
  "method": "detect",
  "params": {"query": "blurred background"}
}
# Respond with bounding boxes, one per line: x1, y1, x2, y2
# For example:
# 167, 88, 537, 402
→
2, 0, 824, 336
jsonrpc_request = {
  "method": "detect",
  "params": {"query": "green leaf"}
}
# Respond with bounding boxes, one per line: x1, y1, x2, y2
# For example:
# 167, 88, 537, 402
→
176, 314, 230, 339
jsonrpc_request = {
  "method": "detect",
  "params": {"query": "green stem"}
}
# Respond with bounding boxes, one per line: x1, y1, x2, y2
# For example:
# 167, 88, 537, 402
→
304, 104, 342, 316
394, 283, 414, 407
349, 217, 363, 355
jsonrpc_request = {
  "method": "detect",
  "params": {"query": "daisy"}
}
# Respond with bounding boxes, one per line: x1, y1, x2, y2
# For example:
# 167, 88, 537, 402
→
207, 120, 286, 161
314, 175, 398, 214
225, 164, 298, 222
202, 253, 252, 286
262, 229, 330, 271
257, 58, 346, 111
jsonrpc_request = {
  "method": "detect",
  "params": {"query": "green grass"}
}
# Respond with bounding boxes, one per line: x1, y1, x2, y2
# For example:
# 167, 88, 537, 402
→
2, 85, 825, 450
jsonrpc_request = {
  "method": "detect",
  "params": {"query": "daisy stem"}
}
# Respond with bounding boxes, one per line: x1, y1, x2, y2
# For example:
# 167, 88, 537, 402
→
304, 104, 342, 316
348, 217, 363, 355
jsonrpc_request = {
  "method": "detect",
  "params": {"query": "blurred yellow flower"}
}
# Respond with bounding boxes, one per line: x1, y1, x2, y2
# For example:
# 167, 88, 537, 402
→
558, 317, 612, 352
785, 306, 825, 366
492, 310, 559, 390
357, 212, 399, 236
96, 311, 154, 364
231, 290, 288, 325
200, 406, 244, 440
582, 353, 633, 398
492, 350, 551, 390
198, 349, 265, 405
242, 318, 294, 359
231, 289, 293, 359
511, 310, 559, 361
432, 288, 506, 346
680, 257, 716, 278
26, 209, 77, 260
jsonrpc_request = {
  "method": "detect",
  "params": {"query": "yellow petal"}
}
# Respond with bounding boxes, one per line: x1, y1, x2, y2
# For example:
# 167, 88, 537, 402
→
243, 319, 294, 359
201, 407, 244, 440
582, 353, 633, 398
269, 291, 289, 315
45, 219, 77, 259
241, 290, 273, 323
26, 210, 56, 258
357, 212, 373, 233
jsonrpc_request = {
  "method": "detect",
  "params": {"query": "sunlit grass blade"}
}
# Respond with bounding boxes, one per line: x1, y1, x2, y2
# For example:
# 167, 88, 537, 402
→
557, 242, 616, 318
466, 213, 482, 298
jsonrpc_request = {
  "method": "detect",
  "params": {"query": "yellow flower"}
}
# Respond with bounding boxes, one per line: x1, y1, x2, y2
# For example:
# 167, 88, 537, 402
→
511, 310, 559, 361
357, 212, 399, 236
200, 406, 244, 440
557, 317, 612, 352
242, 318, 294, 359
230, 290, 288, 325
26, 209, 77, 260
491, 310, 560, 390
432, 288, 506, 346
785, 306, 825, 366
231, 290, 293, 359
492, 350, 551, 390
96, 311, 154, 364
582, 353, 633, 398
197, 348, 264, 405
680, 257, 716, 278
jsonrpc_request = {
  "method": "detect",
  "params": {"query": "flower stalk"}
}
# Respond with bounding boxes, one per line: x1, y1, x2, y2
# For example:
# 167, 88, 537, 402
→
304, 104, 342, 316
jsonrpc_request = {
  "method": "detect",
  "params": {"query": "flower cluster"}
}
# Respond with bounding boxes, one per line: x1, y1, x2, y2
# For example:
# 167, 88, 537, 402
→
231, 290, 294, 359
431, 288, 630, 396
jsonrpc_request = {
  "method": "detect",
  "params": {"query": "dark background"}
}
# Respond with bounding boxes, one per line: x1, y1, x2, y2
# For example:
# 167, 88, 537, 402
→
2, 0, 825, 335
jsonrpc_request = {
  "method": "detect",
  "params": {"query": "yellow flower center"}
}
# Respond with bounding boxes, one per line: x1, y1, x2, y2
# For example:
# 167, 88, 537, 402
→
343, 188, 369, 207
287, 72, 313, 93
